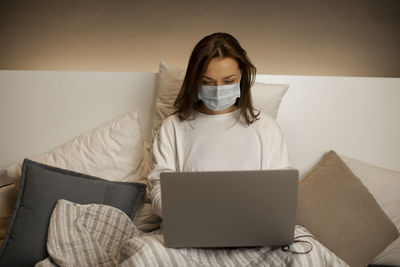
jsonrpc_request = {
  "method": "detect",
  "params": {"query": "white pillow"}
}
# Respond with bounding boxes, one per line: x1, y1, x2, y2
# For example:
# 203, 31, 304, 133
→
151, 60, 289, 141
251, 82, 289, 119
152, 60, 186, 141
0, 110, 162, 231
339, 154, 400, 266
1, 110, 145, 187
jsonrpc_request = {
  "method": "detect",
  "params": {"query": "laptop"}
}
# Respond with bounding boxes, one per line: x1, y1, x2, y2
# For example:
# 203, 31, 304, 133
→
160, 169, 299, 248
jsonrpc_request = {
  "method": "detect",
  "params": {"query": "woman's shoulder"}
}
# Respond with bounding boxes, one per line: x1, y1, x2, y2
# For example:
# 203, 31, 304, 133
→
251, 110, 276, 126
162, 113, 180, 125
249, 110, 283, 134
159, 113, 186, 132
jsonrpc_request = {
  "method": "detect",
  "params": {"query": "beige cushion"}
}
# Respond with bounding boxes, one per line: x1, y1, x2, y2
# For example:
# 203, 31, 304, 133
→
152, 60, 289, 141
0, 165, 21, 188
296, 150, 399, 267
339, 154, 400, 266
0, 184, 18, 240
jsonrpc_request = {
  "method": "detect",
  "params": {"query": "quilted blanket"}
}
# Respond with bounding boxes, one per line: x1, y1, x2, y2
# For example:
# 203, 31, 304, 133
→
35, 200, 348, 267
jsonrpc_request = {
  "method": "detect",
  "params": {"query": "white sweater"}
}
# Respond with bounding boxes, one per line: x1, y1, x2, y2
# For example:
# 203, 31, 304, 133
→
148, 109, 291, 218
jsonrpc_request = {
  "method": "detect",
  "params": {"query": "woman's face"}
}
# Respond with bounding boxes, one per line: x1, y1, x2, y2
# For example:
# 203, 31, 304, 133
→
202, 57, 241, 86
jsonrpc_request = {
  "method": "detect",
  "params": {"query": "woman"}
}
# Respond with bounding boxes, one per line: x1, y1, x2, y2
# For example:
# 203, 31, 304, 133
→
148, 32, 291, 218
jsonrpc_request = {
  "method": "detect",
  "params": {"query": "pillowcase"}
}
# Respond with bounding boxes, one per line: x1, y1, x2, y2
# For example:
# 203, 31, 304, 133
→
339, 154, 400, 266
152, 60, 186, 140
151, 60, 289, 141
250, 82, 289, 119
1, 110, 145, 187
296, 150, 399, 267
0, 159, 146, 267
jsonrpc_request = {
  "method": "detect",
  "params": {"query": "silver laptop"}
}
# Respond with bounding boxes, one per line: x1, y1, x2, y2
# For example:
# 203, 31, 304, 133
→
160, 169, 299, 248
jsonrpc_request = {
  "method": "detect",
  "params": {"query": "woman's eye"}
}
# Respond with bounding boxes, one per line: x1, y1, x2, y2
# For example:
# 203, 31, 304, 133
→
202, 80, 234, 85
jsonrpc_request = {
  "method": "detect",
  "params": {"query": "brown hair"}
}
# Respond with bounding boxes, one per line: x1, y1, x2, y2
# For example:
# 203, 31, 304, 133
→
173, 32, 259, 124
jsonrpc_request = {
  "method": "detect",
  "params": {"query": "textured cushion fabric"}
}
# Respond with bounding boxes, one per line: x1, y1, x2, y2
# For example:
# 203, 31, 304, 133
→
0, 159, 146, 267
0, 184, 18, 245
31, 110, 145, 184
339, 154, 400, 266
4, 110, 145, 188
296, 150, 399, 267
152, 60, 289, 141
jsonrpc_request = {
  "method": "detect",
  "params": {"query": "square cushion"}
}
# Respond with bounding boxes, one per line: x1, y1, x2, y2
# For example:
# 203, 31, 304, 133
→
0, 159, 146, 267
339, 154, 400, 266
151, 60, 289, 141
296, 150, 399, 267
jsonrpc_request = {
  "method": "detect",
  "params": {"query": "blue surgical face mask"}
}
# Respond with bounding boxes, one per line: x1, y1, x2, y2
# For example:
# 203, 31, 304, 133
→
198, 79, 241, 112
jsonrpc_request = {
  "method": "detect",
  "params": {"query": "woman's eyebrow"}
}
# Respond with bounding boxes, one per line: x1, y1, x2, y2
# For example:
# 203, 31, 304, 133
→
203, 74, 237, 80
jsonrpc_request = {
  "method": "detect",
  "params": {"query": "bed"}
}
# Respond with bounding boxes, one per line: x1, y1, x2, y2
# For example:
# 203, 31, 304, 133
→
0, 61, 399, 266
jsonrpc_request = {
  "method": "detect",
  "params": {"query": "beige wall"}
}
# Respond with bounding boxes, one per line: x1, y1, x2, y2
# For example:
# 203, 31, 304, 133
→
1, 0, 399, 77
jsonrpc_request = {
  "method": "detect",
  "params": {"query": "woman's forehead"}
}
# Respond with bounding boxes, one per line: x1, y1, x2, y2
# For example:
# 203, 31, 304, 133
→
204, 57, 240, 76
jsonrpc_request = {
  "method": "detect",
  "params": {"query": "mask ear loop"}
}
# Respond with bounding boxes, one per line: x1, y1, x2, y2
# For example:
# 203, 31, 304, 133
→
281, 234, 316, 254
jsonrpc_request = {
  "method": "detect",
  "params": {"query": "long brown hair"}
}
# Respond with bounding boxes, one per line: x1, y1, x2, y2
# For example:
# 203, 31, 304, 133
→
173, 32, 259, 124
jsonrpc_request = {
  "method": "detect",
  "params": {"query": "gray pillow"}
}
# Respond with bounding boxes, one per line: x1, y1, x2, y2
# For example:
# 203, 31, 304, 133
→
0, 158, 146, 267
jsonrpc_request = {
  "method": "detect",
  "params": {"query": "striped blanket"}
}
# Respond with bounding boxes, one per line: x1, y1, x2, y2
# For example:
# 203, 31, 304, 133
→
35, 200, 348, 267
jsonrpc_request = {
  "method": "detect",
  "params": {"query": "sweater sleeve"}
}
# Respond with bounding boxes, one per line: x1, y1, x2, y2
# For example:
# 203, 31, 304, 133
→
147, 118, 177, 218
264, 117, 292, 170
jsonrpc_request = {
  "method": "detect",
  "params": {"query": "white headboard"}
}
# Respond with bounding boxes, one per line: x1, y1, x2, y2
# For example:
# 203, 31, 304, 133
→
259, 75, 400, 177
1, 70, 399, 177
